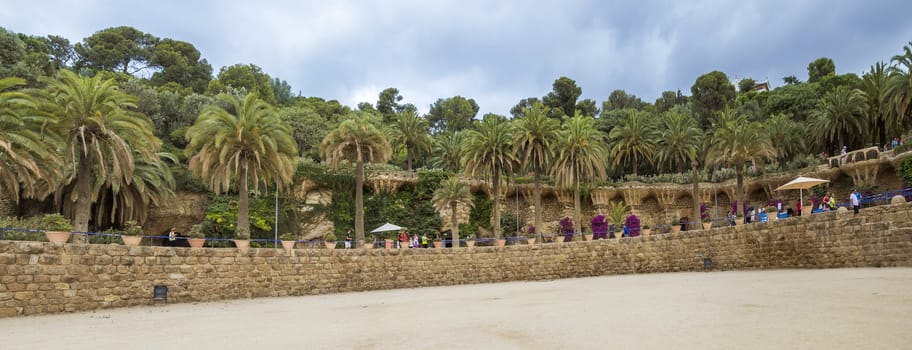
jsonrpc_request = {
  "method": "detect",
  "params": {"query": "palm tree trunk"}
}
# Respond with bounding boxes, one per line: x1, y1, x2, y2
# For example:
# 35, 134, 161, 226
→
533, 166, 543, 243
574, 173, 581, 241
691, 160, 701, 230
450, 201, 459, 248
632, 157, 638, 177
406, 148, 412, 171
355, 158, 365, 247
237, 161, 250, 236
736, 165, 744, 216
73, 153, 93, 243
492, 170, 501, 239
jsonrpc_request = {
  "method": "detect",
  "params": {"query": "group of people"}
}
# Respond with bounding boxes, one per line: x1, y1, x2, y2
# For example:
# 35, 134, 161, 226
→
726, 189, 863, 226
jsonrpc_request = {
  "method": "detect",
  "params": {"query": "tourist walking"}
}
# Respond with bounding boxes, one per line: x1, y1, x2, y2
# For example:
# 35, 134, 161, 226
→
851, 189, 861, 217
344, 230, 352, 249
398, 231, 408, 249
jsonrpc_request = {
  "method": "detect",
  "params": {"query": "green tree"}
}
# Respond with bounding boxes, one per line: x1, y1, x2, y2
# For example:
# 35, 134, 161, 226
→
74, 26, 157, 74
278, 106, 334, 159
603, 89, 646, 112
575, 98, 599, 117
887, 42, 912, 131
655, 90, 688, 113
783, 75, 801, 85
551, 112, 609, 236
0, 77, 61, 203
185, 93, 297, 239
543, 76, 582, 118
208, 63, 276, 105
427, 96, 479, 133
271, 78, 294, 106
462, 113, 515, 239
763, 82, 821, 122
807, 57, 836, 83
737, 78, 757, 93
432, 176, 474, 248
608, 110, 659, 176
513, 102, 559, 242
765, 113, 805, 163
320, 114, 391, 246
376, 87, 404, 118
705, 109, 776, 214
92, 151, 175, 227
149, 38, 212, 93
510, 97, 541, 118
389, 109, 431, 170
44, 70, 160, 236
44, 35, 74, 71
429, 132, 464, 172
691, 71, 736, 126
862, 62, 894, 146
810, 86, 868, 152
655, 108, 704, 229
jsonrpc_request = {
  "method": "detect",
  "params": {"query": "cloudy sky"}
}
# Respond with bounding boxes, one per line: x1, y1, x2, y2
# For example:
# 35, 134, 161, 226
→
3, 0, 911, 115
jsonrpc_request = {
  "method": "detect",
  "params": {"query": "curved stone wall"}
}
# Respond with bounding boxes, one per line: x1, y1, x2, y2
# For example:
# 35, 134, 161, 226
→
2, 202, 910, 318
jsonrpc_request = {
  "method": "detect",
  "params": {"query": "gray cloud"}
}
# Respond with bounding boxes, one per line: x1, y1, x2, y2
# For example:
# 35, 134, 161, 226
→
2, 0, 910, 116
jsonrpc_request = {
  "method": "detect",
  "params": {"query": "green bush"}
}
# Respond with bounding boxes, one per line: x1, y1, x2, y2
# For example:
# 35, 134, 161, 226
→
897, 158, 912, 185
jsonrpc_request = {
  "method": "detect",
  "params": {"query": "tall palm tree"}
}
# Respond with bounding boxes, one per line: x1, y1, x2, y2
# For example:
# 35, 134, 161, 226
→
89, 152, 176, 227
320, 114, 391, 247
655, 110, 702, 173
44, 70, 158, 237
608, 110, 658, 177
0, 77, 61, 203
186, 92, 297, 239
706, 108, 776, 215
513, 102, 559, 242
432, 176, 474, 248
810, 86, 869, 152
551, 112, 608, 237
462, 113, 515, 239
863, 62, 894, 147
655, 110, 703, 229
887, 42, 912, 132
389, 109, 431, 171
765, 113, 805, 164
429, 132, 464, 172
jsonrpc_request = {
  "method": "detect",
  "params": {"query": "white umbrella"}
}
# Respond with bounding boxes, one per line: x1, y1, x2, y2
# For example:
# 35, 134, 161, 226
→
370, 223, 403, 233
775, 176, 830, 210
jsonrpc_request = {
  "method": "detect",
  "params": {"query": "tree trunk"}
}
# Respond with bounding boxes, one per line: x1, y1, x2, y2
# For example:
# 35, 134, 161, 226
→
574, 173, 581, 241
406, 148, 412, 171
736, 165, 744, 216
355, 157, 365, 247
237, 161, 250, 238
450, 201, 459, 248
533, 166, 543, 243
632, 157, 638, 177
692, 160, 701, 230
491, 170, 501, 239
73, 153, 93, 243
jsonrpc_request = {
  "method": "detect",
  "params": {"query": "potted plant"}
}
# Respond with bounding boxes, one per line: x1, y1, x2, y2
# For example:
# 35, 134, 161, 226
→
121, 220, 144, 246
670, 216, 681, 233
640, 225, 651, 236
557, 217, 574, 242
465, 233, 476, 248
430, 232, 444, 249
187, 224, 206, 248
625, 214, 640, 237
526, 225, 536, 244
702, 216, 713, 230
323, 232, 337, 249
40, 213, 74, 244
234, 227, 251, 252
279, 232, 297, 251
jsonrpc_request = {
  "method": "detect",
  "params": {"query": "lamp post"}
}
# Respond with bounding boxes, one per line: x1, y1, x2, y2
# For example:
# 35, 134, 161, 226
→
274, 177, 279, 249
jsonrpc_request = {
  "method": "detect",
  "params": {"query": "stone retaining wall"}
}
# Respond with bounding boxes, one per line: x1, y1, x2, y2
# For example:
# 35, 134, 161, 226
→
2, 202, 910, 318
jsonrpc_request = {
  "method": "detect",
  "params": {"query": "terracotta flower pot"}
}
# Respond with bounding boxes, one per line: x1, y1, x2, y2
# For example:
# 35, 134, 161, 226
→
122, 235, 142, 246
527, 238, 536, 245
188, 238, 205, 248
702, 222, 712, 230
281, 240, 296, 251
44, 231, 71, 244
496, 239, 506, 247
640, 229, 650, 236
324, 241, 335, 249
583, 234, 593, 241
433, 241, 443, 249
384, 239, 393, 249
671, 225, 681, 233
466, 240, 476, 248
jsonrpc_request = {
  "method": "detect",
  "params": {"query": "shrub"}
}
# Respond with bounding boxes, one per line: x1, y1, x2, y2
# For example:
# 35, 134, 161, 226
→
897, 158, 912, 186
279, 232, 296, 241
625, 214, 640, 237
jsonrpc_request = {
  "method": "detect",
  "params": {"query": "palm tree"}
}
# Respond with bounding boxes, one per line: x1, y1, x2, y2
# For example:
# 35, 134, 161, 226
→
887, 42, 912, 133
513, 102, 559, 242
863, 62, 894, 147
320, 114, 391, 247
462, 113, 515, 239
0, 77, 61, 203
765, 113, 805, 164
655, 109, 703, 229
185, 93, 297, 240
389, 109, 431, 170
810, 86, 868, 152
608, 110, 658, 177
705, 108, 776, 215
432, 176, 474, 248
89, 152, 176, 227
44, 70, 158, 237
551, 112, 608, 237
429, 132, 464, 172
655, 110, 702, 173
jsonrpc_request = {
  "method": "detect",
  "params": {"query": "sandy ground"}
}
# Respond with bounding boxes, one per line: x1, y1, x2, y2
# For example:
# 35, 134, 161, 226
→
2, 268, 910, 350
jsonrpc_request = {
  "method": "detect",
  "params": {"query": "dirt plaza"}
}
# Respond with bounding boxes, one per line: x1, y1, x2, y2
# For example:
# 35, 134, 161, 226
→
1, 267, 909, 350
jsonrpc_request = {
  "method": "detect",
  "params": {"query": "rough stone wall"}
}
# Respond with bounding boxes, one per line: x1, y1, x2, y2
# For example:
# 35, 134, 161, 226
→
145, 192, 208, 235
5, 202, 909, 318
